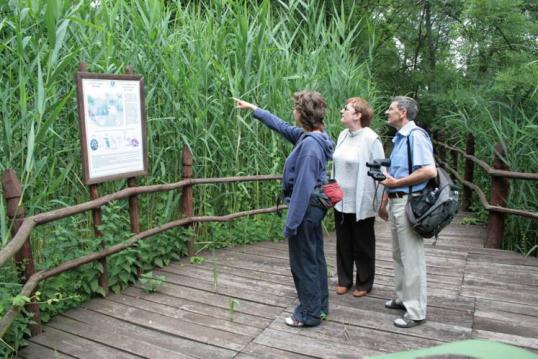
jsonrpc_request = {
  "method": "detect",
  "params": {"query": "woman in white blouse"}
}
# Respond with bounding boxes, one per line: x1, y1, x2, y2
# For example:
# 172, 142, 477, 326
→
333, 97, 385, 297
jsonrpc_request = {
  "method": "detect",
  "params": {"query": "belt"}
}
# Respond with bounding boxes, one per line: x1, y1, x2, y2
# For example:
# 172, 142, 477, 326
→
388, 191, 409, 199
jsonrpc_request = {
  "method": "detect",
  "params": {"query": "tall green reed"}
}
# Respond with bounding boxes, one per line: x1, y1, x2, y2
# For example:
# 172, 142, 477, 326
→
0, 0, 375, 286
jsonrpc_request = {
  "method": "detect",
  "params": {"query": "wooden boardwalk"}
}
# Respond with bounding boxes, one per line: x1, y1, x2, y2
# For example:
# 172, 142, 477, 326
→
19, 213, 538, 358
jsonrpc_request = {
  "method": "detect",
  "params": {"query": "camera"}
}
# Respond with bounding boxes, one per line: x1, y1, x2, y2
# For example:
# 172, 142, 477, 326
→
366, 158, 391, 181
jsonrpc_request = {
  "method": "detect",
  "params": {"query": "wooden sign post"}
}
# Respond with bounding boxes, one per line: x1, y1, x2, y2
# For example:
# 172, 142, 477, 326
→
76, 63, 148, 293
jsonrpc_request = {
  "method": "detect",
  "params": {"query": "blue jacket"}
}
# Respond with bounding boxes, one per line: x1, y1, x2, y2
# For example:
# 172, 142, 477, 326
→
252, 108, 334, 237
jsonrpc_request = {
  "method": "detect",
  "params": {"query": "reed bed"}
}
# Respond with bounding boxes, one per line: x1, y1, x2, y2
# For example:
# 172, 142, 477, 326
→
0, 1, 376, 353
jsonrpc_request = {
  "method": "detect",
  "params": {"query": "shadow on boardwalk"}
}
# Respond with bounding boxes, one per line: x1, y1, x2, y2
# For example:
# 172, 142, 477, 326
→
19, 213, 538, 358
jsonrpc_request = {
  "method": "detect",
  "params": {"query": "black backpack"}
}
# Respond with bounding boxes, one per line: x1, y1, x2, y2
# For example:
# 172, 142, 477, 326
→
404, 128, 460, 245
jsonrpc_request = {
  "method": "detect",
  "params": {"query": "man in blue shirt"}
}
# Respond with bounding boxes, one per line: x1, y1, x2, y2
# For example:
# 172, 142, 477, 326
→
378, 96, 437, 328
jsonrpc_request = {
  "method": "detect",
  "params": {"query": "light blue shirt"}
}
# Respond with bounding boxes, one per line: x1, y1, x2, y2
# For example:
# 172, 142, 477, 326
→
388, 121, 435, 193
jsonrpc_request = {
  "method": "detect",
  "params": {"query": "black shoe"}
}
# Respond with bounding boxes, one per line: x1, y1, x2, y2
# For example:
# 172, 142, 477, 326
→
385, 299, 405, 310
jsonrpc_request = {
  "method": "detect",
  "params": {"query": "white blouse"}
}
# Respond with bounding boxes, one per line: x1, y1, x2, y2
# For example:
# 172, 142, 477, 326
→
333, 127, 385, 221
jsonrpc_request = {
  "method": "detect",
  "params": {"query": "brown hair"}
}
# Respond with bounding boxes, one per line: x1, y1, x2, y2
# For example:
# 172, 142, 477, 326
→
293, 91, 326, 131
346, 97, 373, 127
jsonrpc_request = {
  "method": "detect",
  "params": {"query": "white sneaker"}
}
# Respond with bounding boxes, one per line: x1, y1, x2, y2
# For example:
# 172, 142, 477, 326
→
284, 316, 304, 327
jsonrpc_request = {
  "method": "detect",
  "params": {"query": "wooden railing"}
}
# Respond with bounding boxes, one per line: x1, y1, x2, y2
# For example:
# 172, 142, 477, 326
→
433, 130, 538, 248
0, 146, 284, 339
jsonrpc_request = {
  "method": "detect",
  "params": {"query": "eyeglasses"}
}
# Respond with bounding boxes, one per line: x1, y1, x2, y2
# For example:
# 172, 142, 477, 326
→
342, 105, 355, 112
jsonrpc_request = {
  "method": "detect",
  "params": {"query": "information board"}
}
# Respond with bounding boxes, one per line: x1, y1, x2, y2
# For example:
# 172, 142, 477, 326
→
76, 72, 148, 184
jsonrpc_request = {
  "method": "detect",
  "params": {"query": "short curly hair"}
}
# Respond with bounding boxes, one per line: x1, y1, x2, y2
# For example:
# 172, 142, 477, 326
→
346, 97, 373, 127
392, 96, 418, 121
293, 91, 326, 131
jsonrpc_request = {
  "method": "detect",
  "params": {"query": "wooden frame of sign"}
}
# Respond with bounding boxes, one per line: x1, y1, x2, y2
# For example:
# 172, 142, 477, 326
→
76, 71, 148, 185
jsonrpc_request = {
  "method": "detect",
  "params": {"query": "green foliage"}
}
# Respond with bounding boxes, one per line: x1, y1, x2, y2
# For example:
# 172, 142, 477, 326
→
0, 267, 31, 357
228, 298, 240, 321
365, 0, 537, 253
139, 271, 165, 294
190, 256, 205, 265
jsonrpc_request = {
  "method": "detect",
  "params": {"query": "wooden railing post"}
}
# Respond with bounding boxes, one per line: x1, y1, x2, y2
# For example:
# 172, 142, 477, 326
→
125, 65, 140, 236
90, 185, 109, 295
80, 63, 108, 295
462, 134, 475, 210
181, 145, 195, 256
485, 143, 510, 248
124, 65, 142, 274
2, 169, 42, 336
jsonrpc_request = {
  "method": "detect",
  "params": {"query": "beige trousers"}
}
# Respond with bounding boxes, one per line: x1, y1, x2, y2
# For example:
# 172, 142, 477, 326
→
389, 196, 427, 320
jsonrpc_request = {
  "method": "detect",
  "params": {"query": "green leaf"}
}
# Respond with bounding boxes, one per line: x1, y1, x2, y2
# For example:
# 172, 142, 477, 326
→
36, 57, 44, 118
24, 122, 35, 173
12, 295, 31, 307
45, 0, 59, 48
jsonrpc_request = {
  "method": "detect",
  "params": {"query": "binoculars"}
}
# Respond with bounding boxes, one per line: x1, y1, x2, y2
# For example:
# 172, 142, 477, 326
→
366, 158, 391, 181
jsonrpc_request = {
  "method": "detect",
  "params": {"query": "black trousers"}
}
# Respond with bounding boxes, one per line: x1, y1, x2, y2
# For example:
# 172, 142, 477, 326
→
334, 210, 376, 291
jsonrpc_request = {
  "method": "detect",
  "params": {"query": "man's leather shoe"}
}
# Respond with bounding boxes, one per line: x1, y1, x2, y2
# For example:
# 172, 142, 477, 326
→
352, 289, 368, 297
336, 286, 349, 295
385, 299, 405, 310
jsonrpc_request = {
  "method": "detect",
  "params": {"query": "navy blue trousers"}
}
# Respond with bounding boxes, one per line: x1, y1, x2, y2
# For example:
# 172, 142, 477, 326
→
288, 204, 328, 326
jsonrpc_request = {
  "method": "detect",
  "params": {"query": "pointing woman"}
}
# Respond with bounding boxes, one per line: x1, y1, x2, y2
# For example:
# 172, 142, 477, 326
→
234, 91, 334, 327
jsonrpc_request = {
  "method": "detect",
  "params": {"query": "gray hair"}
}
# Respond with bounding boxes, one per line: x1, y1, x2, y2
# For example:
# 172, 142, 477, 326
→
392, 96, 418, 121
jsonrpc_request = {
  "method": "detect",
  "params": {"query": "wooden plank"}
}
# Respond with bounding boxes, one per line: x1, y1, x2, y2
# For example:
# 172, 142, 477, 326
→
373, 273, 462, 291
237, 343, 314, 359
154, 270, 294, 307
18, 342, 75, 359
374, 266, 463, 286
475, 298, 538, 317
466, 251, 538, 267
254, 328, 383, 358
465, 261, 538, 276
173, 261, 292, 286
327, 293, 474, 328
46, 315, 195, 359
122, 286, 272, 328
61, 308, 235, 358
374, 258, 466, 278
192, 250, 291, 276
463, 271, 538, 287
272, 311, 442, 353
105, 293, 262, 337
26, 327, 140, 358
134, 281, 282, 318
159, 264, 297, 297
322, 303, 472, 343
83, 298, 251, 352
338, 284, 476, 312
474, 314, 538, 339
461, 280, 538, 305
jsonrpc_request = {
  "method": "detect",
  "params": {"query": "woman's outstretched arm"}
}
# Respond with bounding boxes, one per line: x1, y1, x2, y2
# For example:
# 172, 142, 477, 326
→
233, 97, 303, 144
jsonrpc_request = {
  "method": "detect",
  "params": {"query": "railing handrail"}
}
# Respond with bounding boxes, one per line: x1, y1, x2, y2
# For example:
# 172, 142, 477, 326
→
434, 141, 538, 180
433, 131, 536, 249
0, 174, 282, 268
0, 205, 286, 338
436, 157, 538, 220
